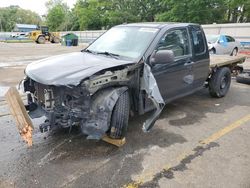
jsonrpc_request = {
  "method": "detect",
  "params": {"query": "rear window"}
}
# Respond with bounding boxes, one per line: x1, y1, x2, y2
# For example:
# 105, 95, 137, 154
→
225, 35, 235, 42
191, 26, 206, 55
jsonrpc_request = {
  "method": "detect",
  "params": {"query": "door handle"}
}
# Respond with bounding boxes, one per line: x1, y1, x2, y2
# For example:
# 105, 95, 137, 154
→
184, 61, 194, 66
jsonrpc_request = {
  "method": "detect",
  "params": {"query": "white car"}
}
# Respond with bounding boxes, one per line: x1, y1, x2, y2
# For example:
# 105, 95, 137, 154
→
206, 34, 241, 56
10, 32, 29, 38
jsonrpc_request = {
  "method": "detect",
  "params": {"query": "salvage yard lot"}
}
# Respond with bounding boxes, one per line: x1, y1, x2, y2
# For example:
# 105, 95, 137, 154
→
0, 43, 250, 188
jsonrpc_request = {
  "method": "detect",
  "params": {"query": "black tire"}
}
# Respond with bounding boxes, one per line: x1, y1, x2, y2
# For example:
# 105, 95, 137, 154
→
231, 48, 238, 56
209, 67, 231, 98
109, 90, 130, 139
236, 73, 250, 85
37, 36, 45, 44
52, 37, 60, 43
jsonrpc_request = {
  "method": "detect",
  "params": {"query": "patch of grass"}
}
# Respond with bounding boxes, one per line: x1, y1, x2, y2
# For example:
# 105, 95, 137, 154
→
4, 40, 33, 43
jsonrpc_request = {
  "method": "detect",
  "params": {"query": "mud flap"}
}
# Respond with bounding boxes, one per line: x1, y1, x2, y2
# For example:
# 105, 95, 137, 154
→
141, 64, 165, 132
5, 87, 33, 146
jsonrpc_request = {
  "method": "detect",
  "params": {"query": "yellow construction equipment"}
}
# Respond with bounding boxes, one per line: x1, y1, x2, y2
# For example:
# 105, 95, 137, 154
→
29, 26, 60, 44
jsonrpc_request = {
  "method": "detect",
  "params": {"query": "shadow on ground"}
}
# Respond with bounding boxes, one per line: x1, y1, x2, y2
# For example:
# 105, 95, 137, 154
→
159, 83, 250, 127
1, 81, 249, 188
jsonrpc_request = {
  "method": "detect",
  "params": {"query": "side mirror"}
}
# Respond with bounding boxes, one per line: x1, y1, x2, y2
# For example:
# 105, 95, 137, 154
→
150, 50, 174, 65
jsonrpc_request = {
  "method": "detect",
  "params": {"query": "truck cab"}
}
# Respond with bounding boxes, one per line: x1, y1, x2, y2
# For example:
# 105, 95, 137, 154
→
140, 23, 209, 104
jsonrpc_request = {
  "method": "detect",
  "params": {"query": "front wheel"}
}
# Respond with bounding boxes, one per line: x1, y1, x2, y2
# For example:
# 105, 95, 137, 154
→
37, 36, 46, 44
209, 67, 231, 98
109, 90, 130, 139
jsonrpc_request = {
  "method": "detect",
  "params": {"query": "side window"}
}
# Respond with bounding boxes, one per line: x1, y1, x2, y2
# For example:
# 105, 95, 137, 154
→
225, 36, 235, 42
191, 26, 206, 54
157, 28, 191, 57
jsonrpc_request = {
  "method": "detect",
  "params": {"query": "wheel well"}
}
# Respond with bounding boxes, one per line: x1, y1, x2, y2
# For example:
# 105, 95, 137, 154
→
91, 85, 135, 115
231, 47, 238, 56
80, 86, 129, 138
37, 34, 45, 38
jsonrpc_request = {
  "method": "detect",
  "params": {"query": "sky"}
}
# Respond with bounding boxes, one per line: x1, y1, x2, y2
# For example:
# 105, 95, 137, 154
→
0, 0, 77, 16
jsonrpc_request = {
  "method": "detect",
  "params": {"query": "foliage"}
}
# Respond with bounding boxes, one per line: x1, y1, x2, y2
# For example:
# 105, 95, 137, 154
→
67, 0, 250, 30
45, 0, 70, 31
225, 0, 250, 22
156, 0, 226, 24
0, 6, 41, 31
0, 0, 249, 31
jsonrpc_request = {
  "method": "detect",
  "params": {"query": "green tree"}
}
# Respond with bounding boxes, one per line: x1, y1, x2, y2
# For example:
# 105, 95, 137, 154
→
46, 0, 70, 31
43, 0, 250, 31
0, 6, 41, 31
73, 0, 164, 30
156, 0, 226, 24
225, 0, 250, 22
74, 0, 103, 30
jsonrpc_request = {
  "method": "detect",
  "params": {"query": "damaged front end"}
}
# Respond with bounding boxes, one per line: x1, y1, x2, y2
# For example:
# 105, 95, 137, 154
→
8, 61, 165, 146
23, 64, 137, 139
24, 79, 91, 132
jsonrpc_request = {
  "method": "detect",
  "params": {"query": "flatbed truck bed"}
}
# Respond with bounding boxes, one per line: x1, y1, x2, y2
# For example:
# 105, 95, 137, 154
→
210, 55, 246, 68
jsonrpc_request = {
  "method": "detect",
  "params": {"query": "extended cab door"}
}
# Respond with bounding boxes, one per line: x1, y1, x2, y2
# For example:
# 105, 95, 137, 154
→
151, 27, 194, 102
189, 25, 210, 89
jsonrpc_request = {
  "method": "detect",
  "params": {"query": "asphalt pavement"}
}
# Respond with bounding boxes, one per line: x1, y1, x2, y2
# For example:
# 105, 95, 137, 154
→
0, 43, 250, 188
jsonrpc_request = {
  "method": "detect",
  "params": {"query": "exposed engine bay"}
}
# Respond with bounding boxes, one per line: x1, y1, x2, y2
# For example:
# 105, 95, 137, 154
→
23, 61, 164, 139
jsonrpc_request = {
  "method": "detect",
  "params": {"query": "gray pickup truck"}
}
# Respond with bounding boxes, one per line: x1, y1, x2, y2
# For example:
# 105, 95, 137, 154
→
21, 23, 245, 141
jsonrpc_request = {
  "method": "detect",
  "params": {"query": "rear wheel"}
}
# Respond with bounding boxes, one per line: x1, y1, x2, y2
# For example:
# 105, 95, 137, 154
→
52, 37, 60, 43
109, 90, 130, 139
231, 48, 238, 56
37, 36, 45, 44
209, 67, 231, 98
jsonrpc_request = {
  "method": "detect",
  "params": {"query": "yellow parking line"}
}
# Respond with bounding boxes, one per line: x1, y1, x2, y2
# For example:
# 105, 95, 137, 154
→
200, 114, 250, 145
124, 113, 250, 188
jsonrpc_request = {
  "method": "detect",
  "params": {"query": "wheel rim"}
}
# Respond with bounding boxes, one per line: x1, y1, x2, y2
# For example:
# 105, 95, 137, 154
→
220, 75, 228, 89
39, 37, 45, 43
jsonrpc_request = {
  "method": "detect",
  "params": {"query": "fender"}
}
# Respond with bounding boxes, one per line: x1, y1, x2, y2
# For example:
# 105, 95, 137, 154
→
81, 86, 128, 139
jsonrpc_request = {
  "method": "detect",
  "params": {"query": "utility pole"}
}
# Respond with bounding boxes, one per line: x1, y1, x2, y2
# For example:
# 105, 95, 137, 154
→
0, 17, 3, 32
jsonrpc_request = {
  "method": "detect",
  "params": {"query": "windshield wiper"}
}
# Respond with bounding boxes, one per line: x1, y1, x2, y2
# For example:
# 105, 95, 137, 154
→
82, 49, 95, 54
96, 51, 120, 59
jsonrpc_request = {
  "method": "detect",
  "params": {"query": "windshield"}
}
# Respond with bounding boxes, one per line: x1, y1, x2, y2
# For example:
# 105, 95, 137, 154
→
206, 35, 219, 44
86, 26, 159, 60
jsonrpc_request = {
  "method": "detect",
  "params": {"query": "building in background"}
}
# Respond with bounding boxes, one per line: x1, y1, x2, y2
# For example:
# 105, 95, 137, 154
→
13, 24, 37, 32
